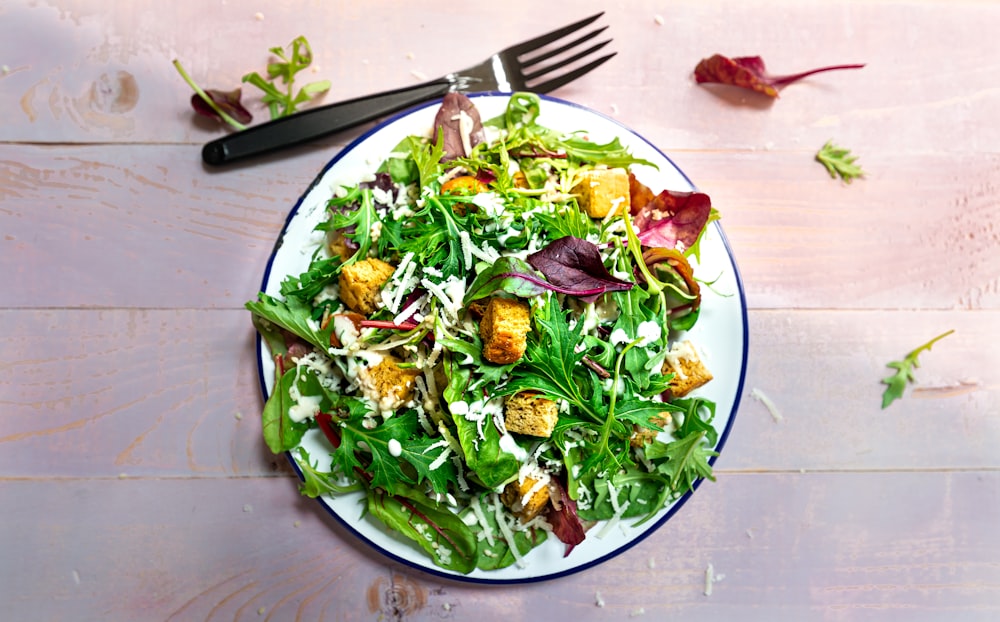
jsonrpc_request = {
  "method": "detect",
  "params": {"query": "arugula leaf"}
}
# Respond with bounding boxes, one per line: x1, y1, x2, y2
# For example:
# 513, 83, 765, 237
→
400, 429, 460, 494
502, 296, 602, 425
367, 485, 478, 574
670, 396, 718, 447
246, 293, 333, 353
532, 203, 597, 241
816, 140, 865, 183
614, 392, 669, 432
409, 130, 446, 191
294, 448, 363, 498
881, 329, 955, 408
320, 187, 377, 267
646, 431, 717, 494
242, 36, 331, 119
280, 256, 341, 302
327, 399, 457, 495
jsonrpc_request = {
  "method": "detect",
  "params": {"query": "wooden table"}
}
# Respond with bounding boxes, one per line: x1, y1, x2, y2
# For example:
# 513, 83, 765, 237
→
3, 1, 998, 620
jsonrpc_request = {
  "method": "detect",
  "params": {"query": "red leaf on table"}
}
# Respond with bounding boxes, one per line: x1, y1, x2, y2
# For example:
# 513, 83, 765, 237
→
628, 173, 712, 252
694, 54, 865, 98
191, 87, 253, 124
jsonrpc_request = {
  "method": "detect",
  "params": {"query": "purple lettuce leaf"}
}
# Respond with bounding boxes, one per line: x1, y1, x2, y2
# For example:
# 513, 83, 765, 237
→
527, 236, 633, 303
547, 477, 586, 557
191, 88, 253, 125
628, 174, 712, 252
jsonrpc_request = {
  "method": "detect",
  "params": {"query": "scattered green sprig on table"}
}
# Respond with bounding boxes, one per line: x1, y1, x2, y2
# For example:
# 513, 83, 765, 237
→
173, 35, 330, 130
881, 330, 955, 409
242, 35, 331, 120
816, 140, 865, 183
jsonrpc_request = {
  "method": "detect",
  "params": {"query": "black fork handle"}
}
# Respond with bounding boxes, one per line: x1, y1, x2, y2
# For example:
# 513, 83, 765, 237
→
201, 78, 454, 166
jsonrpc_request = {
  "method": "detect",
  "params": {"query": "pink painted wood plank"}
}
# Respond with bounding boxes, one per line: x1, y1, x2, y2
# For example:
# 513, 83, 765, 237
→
680, 152, 1000, 310
3, 146, 999, 310
731, 309, 1000, 472
3, 472, 998, 621
1, 0, 998, 156
0, 309, 279, 477
1, 309, 996, 478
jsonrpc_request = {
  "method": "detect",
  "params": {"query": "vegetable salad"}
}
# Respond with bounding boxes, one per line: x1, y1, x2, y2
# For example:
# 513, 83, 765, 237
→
247, 93, 721, 574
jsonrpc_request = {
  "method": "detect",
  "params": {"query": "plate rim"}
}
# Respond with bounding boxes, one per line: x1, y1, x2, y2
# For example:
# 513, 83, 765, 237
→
252, 92, 749, 584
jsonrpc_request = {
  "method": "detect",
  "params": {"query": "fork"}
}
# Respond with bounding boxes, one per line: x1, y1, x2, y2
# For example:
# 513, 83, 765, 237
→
202, 13, 615, 166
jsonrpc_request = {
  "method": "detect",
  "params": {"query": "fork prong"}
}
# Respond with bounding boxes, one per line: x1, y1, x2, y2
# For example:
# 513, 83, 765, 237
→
519, 25, 609, 67
522, 39, 612, 82
505, 12, 605, 57
529, 52, 617, 94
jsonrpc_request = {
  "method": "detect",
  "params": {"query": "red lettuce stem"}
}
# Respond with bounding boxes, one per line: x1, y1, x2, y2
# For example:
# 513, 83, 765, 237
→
770, 63, 866, 87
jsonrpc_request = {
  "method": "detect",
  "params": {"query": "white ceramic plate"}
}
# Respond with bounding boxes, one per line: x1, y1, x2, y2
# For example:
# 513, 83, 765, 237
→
254, 93, 748, 583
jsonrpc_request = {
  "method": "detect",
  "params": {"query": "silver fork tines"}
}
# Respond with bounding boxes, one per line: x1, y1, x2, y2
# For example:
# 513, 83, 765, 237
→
456, 12, 616, 95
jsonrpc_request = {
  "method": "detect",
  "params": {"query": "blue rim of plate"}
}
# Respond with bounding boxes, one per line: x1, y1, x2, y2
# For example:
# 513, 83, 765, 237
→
253, 92, 749, 584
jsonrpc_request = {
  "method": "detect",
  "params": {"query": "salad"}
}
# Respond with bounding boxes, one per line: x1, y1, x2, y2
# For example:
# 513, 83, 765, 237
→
247, 92, 722, 575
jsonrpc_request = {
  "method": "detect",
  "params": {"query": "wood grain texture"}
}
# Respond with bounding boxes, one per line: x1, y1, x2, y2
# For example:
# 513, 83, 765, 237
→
0, 1, 998, 154
3, 472, 998, 622
3, 146, 998, 310
2, 0, 999, 619
1, 308, 994, 479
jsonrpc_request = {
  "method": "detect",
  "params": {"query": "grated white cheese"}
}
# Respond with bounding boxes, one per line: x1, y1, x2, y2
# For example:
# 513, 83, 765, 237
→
597, 481, 630, 538
492, 493, 527, 568
428, 446, 452, 471
458, 230, 474, 269
455, 110, 474, 156
470, 496, 496, 546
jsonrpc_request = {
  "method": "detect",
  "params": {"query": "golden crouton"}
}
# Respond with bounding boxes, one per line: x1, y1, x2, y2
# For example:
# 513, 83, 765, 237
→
504, 391, 558, 438
662, 340, 713, 398
479, 297, 531, 364
572, 168, 631, 219
338, 258, 395, 315
501, 476, 551, 522
356, 354, 422, 412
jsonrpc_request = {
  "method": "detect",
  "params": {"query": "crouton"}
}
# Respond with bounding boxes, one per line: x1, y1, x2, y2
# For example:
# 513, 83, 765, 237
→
501, 475, 551, 522
338, 258, 395, 315
572, 168, 630, 219
479, 297, 531, 364
662, 340, 713, 398
504, 391, 558, 438
356, 354, 422, 413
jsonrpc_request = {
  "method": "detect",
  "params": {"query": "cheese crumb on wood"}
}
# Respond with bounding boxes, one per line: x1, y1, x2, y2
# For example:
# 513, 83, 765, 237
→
751, 387, 783, 422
